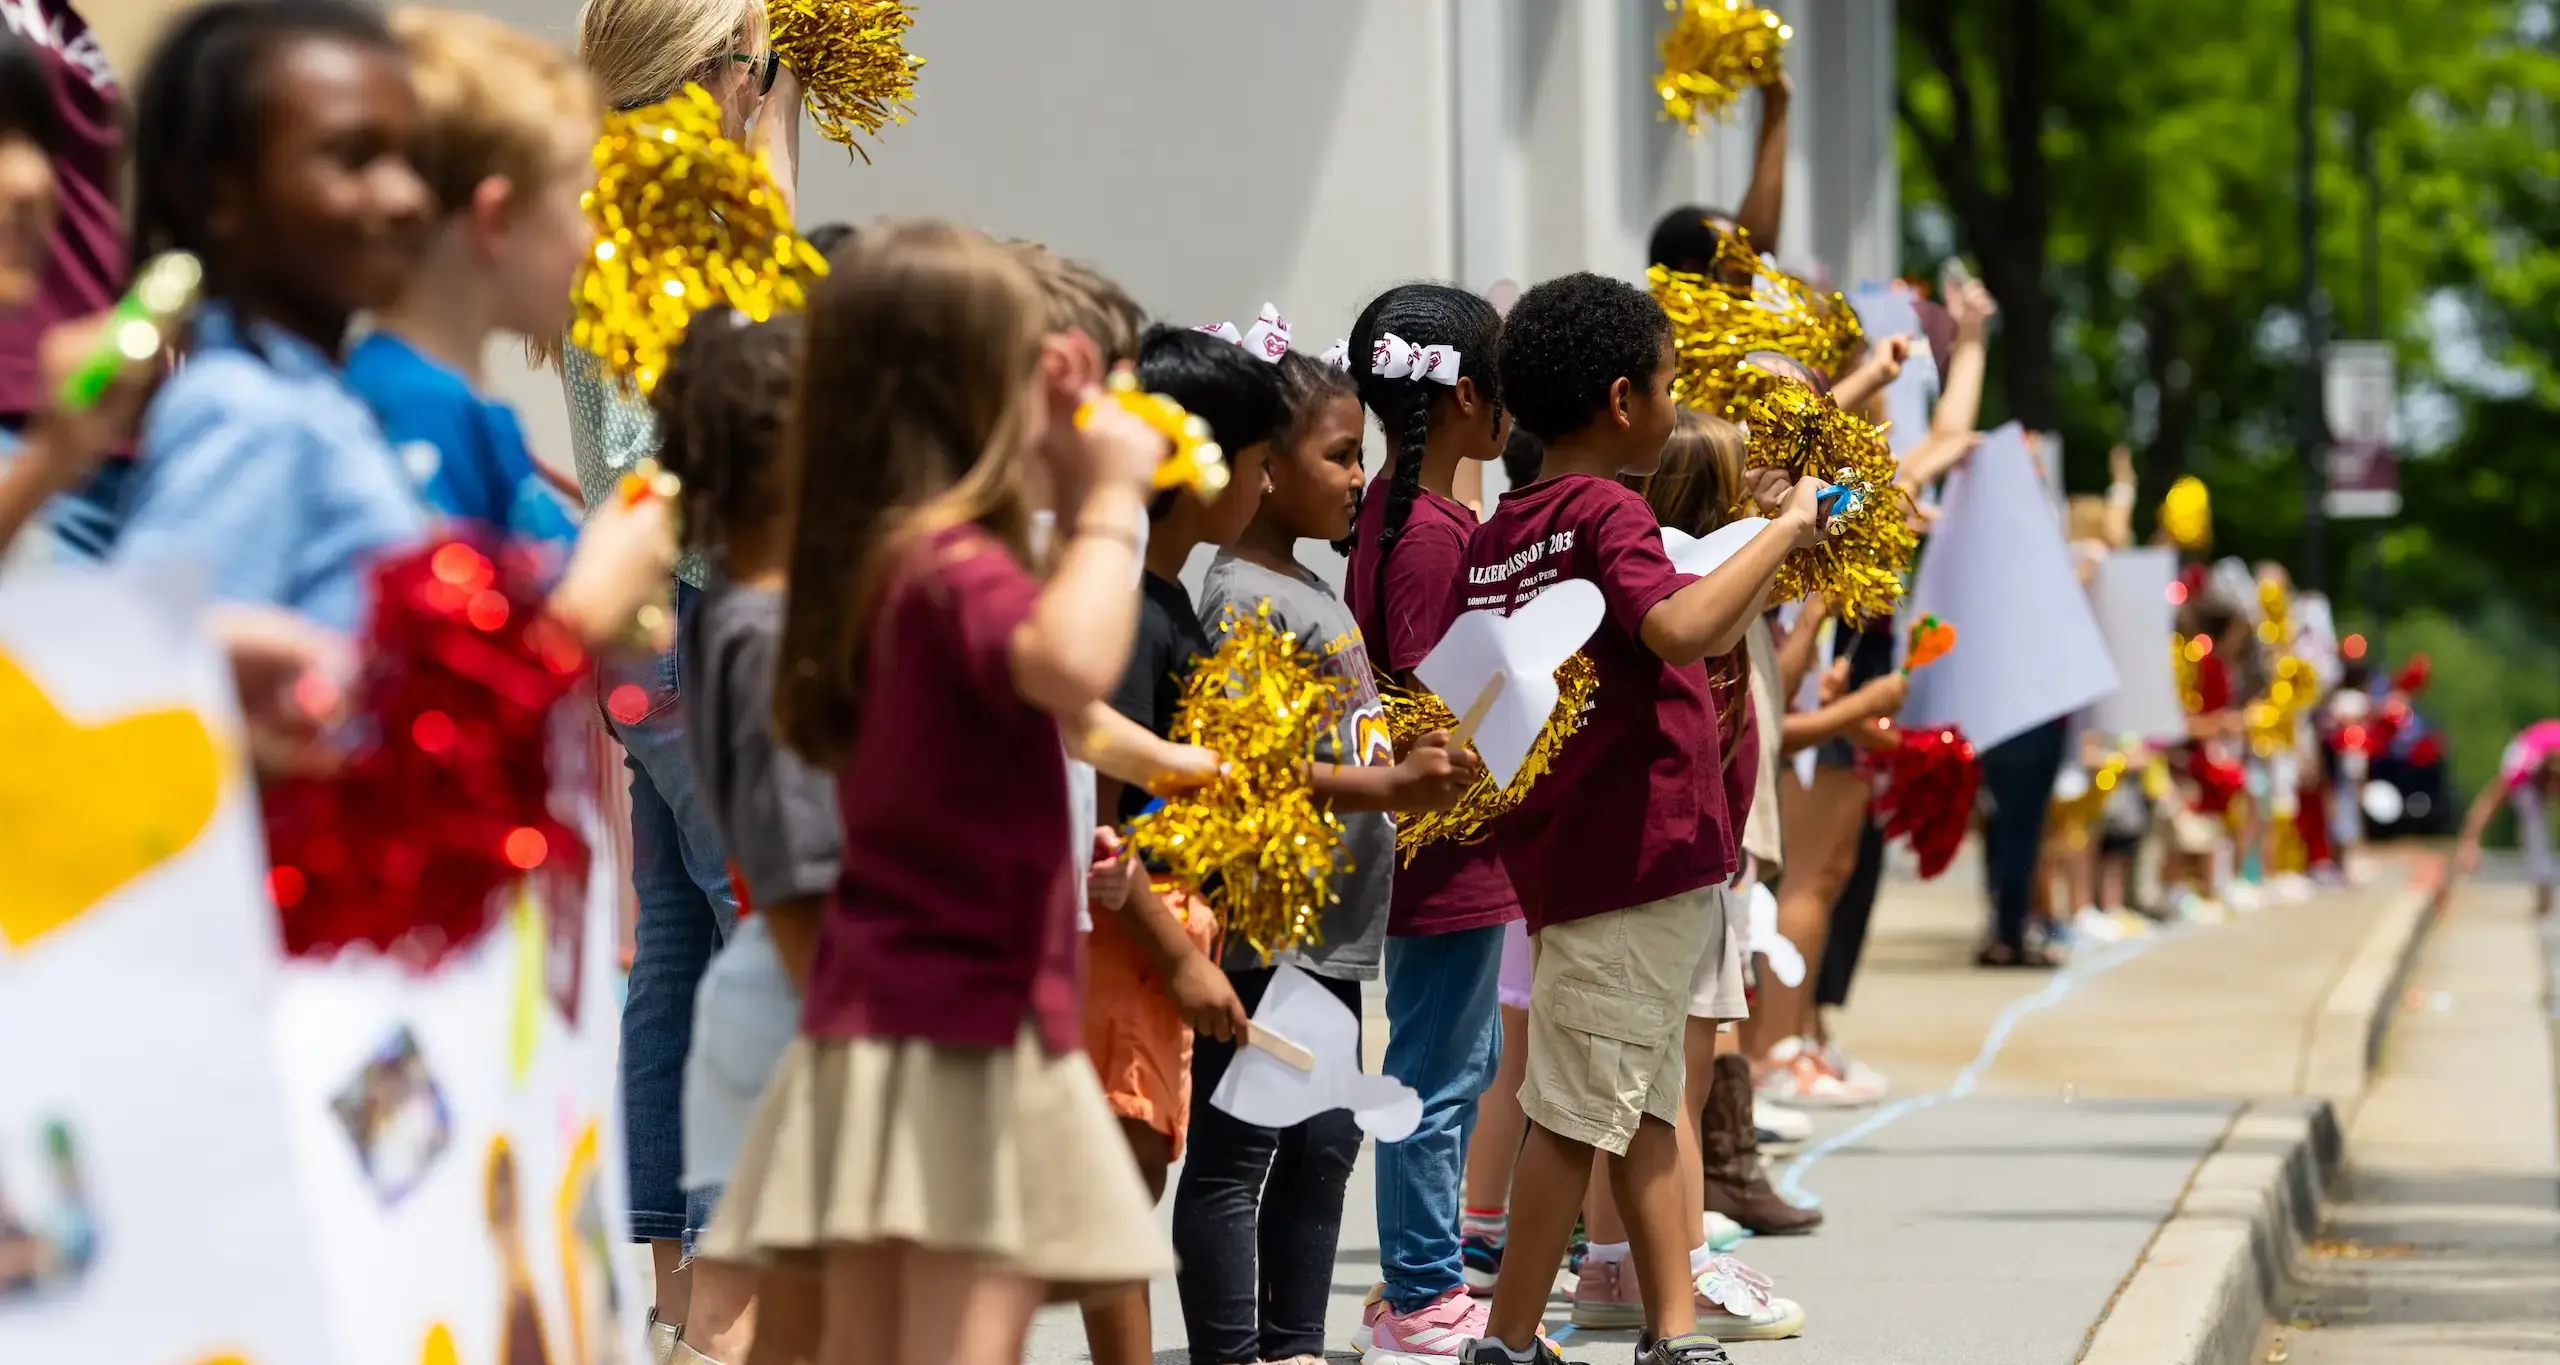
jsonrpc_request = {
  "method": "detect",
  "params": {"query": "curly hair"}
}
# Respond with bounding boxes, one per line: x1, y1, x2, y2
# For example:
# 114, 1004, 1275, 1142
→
1497, 271, 1671, 442
650, 305, 806, 556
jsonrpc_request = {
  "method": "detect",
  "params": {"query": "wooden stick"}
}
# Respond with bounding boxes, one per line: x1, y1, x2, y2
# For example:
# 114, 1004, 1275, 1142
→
1246, 1023, 1316, 1072
1448, 670, 1507, 751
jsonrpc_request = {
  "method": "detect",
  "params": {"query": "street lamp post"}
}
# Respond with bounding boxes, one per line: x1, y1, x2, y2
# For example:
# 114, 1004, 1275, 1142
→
2297, 0, 2328, 592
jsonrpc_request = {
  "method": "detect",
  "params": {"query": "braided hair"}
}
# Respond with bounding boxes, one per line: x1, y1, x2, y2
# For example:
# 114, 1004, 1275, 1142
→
1339, 283, 1504, 618
650, 305, 808, 558
127, 0, 400, 274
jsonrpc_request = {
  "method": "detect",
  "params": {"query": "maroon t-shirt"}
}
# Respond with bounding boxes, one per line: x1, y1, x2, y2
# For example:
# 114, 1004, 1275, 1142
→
0, 2, 122, 422
1459, 474, 1733, 932
1344, 482, 1522, 937
800, 523, 1082, 1055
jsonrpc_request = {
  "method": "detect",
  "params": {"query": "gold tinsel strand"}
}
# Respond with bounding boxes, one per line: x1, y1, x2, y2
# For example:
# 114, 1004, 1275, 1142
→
766, 0, 922, 161
1383, 652, 1600, 861
1656, 0, 1792, 128
570, 85, 828, 396
1743, 382, 1914, 624
1124, 605, 1352, 962
1650, 232, 1864, 418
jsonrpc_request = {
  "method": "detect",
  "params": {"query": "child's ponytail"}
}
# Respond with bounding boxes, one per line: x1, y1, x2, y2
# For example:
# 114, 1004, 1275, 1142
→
1342, 283, 1505, 626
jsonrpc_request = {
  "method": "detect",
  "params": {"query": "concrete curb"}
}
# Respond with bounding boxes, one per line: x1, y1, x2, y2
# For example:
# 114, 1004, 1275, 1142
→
2077, 874, 2445, 1365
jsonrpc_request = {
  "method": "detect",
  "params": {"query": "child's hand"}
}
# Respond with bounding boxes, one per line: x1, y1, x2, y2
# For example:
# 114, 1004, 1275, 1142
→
553, 492, 679, 652
1853, 672, 1909, 720
1742, 466, 1793, 516
1062, 378, 1174, 495
212, 604, 354, 776
1086, 826, 1139, 913
1778, 475, 1827, 548
1388, 730, 1484, 812
1817, 655, 1851, 704
1948, 278, 2000, 340
24, 313, 156, 491
1168, 952, 1249, 1043
1145, 742, 1222, 795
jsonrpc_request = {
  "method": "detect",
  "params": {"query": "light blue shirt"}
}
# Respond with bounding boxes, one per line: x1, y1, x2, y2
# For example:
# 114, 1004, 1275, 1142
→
109, 303, 429, 632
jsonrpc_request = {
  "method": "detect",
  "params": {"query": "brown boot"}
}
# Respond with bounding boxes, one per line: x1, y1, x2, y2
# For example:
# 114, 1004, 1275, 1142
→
1704, 1052, 1823, 1234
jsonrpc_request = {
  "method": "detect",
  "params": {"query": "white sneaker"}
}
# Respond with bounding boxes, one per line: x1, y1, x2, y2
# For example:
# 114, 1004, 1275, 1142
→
2272, 871, 2316, 901
1757, 1037, 1883, 1108
1693, 1256, 1806, 1341
1753, 1095, 1812, 1144
1816, 1040, 1890, 1102
2225, 881, 2264, 912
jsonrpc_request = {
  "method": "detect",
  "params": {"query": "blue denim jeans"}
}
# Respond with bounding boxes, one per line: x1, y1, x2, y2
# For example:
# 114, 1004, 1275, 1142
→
611, 582, 736, 1248
46, 457, 129, 564
1375, 924, 1506, 1312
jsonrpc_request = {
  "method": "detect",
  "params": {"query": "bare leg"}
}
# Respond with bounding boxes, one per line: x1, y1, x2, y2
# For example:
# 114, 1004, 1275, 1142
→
1462, 1005, 1532, 1212
1485, 1123, 1597, 1348
685, 1260, 759, 1361
1079, 1120, 1172, 1365
1761, 767, 1866, 1050
653, 1241, 692, 1336
816, 1244, 899, 1365
1676, 1018, 1719, 1243
1606, 1117, 1697, 1340
744, 1263, 818, 1365
900, 1245, 1042, 1365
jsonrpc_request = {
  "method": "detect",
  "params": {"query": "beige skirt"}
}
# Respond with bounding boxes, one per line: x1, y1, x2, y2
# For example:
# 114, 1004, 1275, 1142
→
697, 1025, 1174, 1286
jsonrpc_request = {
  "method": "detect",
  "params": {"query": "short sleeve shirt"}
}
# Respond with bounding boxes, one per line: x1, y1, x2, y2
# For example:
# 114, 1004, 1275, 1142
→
0, 2, 120, 424
802, 524, 1080, 1055
680, 572, 843, 914
1199, 552, 1392, 982
1459, 474, 1732, 931
345, 334, 578, 559
1343, 484, 1522, 937
2500, 720, 2560, 792
1107, 572, 1213, 823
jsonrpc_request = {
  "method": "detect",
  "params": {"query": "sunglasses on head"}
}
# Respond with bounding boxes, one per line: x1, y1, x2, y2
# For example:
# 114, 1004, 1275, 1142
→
731, 50, 780, 98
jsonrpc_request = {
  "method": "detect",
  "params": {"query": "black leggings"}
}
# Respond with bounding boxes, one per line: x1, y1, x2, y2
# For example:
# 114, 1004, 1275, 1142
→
1171, 966, 1365, 1364
1818, 820, 1888, 1008
1979, 717, 2071, 951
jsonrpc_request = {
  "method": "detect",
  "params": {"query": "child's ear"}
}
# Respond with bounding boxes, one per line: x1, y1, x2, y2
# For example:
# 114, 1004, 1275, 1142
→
468, 175, 517, 252
1039, 329, 1103, 401
1609, 375, 1636, 430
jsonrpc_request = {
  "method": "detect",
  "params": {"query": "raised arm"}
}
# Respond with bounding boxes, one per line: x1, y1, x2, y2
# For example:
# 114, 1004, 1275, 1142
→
1640, 478, 1823, 666
1731, 76, 1792, 251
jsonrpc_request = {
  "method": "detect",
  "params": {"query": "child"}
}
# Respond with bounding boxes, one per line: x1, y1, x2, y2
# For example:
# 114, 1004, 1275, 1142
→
99, 0, 667, 647
1140, 323, 1473, 1365
701, 220, 1172, 1365
564, 3, 802, 1335
1464, 272, 1821, 1365
1329, 282, 1518, 1363
2455, 719, 2560, 918
653, 306, 827, 1365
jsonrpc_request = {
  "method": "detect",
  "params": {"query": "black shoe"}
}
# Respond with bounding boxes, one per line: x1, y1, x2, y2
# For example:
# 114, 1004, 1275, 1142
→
1464, 1336, 1579, 1365
1637, 1332, 1735, 1365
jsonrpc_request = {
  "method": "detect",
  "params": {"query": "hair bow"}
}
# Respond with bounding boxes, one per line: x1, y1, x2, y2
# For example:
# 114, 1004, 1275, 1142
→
1317, 338, 1350, 371
1196, 303, 1292, 364
1372, 332, 1461, 386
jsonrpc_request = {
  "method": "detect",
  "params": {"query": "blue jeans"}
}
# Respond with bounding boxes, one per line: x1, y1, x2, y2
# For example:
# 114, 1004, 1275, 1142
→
611, 581, 736, 1247
1375, 924, 1506, 1312
46, 458, 129, 564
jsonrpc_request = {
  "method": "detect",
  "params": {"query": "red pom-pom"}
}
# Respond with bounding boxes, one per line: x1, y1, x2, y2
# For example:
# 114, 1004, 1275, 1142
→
2189, 750, 2245, 815
2391, 653, 2431, 698
261, 536, 592, 968
1873, 725, 1979, 879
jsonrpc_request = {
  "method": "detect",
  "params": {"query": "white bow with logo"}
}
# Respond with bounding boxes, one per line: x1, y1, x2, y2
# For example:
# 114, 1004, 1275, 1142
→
1371, 332, 1461, 386
1197, 303, 1292, 363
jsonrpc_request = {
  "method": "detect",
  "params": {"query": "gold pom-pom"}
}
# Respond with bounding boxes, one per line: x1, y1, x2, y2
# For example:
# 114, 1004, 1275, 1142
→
1745, 382, 1914, 624
1657, 0, 1791, 128
570, 85, 829, 396
767, 0, 923, 161
1125, 605, 1352, 962
2160, 475, 2212, 551
1385, 653, 1600, 860
1650, 233, 1865, 418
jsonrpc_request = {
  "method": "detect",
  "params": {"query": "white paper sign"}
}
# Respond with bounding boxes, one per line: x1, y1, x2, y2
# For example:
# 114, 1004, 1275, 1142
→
0, 571, 333, 1365
2086, 548, 2187, 745
1660, 518, 1769, 579
1211, 964, 1421, 1141
1743, 881, 1804, 988
1849, 284, 1940, 458
1901, 424, 2119, 750
1415, 579, 1605, 791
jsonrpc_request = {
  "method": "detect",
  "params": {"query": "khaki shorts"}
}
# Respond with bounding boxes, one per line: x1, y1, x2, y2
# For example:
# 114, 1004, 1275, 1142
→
1521, 887, 1724, 1155
1686, 887, 1750, 1023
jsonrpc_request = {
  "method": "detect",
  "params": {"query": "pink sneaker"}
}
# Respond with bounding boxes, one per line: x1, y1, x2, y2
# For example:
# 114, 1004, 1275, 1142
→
1568, 1255, 1643, 1330
1360, 1285, 1490, 1365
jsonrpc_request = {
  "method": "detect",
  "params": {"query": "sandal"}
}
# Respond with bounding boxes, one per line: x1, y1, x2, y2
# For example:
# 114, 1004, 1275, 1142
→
1974, 940, 2061, 968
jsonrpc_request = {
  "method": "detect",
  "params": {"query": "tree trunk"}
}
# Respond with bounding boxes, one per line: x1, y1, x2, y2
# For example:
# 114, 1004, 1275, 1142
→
2141, 260, 2195, 487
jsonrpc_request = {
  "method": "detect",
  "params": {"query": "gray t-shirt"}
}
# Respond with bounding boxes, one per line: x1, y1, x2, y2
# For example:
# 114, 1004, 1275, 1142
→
678, 571, 842, 910
1199, 551, 1392, 982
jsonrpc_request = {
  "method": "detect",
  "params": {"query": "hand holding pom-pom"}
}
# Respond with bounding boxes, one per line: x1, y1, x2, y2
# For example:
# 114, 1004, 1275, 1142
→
767, 0, 922, 159
1657, 0, 1792, 128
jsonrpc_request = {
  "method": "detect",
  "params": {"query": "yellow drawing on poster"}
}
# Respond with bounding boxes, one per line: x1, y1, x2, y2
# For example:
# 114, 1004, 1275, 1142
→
556, 1121, 625, 1365
421, 1324, 460, 1365
509, 889, 543, 1083
0, 647, 219, 949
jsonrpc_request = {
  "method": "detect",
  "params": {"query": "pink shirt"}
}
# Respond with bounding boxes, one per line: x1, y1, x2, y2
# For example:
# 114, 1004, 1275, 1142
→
2500, 720, 2560, 792
1345, 484, 1522, 937
802, 524, 1082, 1055
1460, 475, 1734, 932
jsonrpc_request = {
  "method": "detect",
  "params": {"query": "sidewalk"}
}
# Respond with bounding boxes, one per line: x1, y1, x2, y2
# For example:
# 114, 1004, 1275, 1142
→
1022, 853, 2422, 1363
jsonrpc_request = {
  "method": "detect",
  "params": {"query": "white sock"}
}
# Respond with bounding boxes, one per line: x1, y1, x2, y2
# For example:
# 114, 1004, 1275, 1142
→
1691, 1240, 1717, 1276
1484, 1338, 1540, 1363
1586, 1239, 1631, 1264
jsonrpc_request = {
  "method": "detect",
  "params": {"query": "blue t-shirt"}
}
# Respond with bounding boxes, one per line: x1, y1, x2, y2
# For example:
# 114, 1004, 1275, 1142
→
345, 333, 577, 558
105, 304, 429, 632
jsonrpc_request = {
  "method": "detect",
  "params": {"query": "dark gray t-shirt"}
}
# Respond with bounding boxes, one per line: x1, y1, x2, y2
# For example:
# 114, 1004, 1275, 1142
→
1199, 552, 1392, 982
679, 572, 843, 912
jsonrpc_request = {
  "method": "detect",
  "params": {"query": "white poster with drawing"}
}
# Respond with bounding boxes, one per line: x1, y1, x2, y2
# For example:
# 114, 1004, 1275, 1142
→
1901, 424, 2119, 750
2086, 548, 2187, 745
0, 570, 331, 1365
